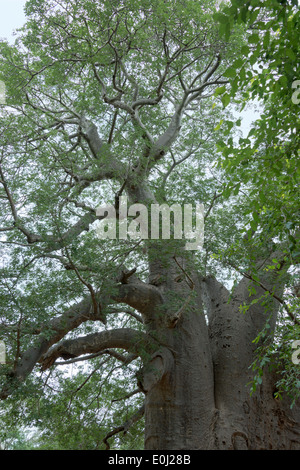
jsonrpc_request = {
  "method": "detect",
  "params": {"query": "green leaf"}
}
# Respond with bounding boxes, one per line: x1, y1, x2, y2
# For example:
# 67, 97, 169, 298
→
214, 119, 224, 131
223, 67, 237, 78
250, 219, 258, 232
221, 93, 230, 108
253, 212, 259, 223
233, 183, 241, 195
213, 12, 229, 24
241, 45, 250, 56
214, 86, 226, 96
232, 58, 244, 69
263, 30, 270, 49
285, 48, 296, 61
248, 33, 260, 44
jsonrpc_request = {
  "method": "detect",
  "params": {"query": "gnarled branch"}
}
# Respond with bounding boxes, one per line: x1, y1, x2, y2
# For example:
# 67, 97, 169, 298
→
39, 328, 157, 371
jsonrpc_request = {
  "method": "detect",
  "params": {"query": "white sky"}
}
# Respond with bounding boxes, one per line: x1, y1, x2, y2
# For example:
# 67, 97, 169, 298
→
0, 0, 27, 42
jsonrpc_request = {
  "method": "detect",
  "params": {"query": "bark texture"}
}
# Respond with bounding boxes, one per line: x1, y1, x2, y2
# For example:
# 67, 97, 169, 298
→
138, 251, 300, 450
202, 273, 300, 450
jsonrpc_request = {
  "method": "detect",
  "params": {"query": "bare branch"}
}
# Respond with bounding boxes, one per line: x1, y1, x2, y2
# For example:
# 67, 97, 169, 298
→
204, 191, 222, 221
0, 163, 42, 244
39, 328, 157, 371
107, 307, 143, 324
63, 245, 104, 322
108, 109, 119, 144
103, 403, 145, 450
55, 349, 137, 366
231, 263, 300, 326
112, 388, 141, 403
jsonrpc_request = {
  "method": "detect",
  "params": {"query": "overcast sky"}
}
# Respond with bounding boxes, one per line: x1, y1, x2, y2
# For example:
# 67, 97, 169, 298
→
0, 0, 27, 42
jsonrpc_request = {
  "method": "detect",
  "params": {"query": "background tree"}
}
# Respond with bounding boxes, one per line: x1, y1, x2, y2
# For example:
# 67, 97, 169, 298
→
214, 0, 300, 404
0, 0, 299, 450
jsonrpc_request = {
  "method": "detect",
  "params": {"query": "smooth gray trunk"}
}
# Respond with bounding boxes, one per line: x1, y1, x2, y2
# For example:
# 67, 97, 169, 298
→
140, 251, 300, 450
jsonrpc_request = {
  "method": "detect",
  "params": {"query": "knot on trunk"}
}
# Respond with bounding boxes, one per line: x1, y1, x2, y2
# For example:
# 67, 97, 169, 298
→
137, 347, 174, 393
231, 431, 249, 450
116, 267, 137, 284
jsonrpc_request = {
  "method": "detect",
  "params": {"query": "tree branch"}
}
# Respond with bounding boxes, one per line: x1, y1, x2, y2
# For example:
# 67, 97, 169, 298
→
0, 163, 42, 244
112, 388, 141, 403
55, 349, 137, 366
103, 403, 145, 450
39, 328, 157, 371
0, 289, 108, 398
231, 262, 299, 326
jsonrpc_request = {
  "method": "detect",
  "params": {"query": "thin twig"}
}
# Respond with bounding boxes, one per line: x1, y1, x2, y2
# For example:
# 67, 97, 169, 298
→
64, 245, 102, 321
111, 388, 141, 403
229, 261, 300, 325
103, 403, 145, 450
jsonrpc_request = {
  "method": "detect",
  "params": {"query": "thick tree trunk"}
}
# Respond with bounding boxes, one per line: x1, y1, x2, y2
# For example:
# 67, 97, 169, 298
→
140, 250, 300, 450
140, 252, 215, 450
